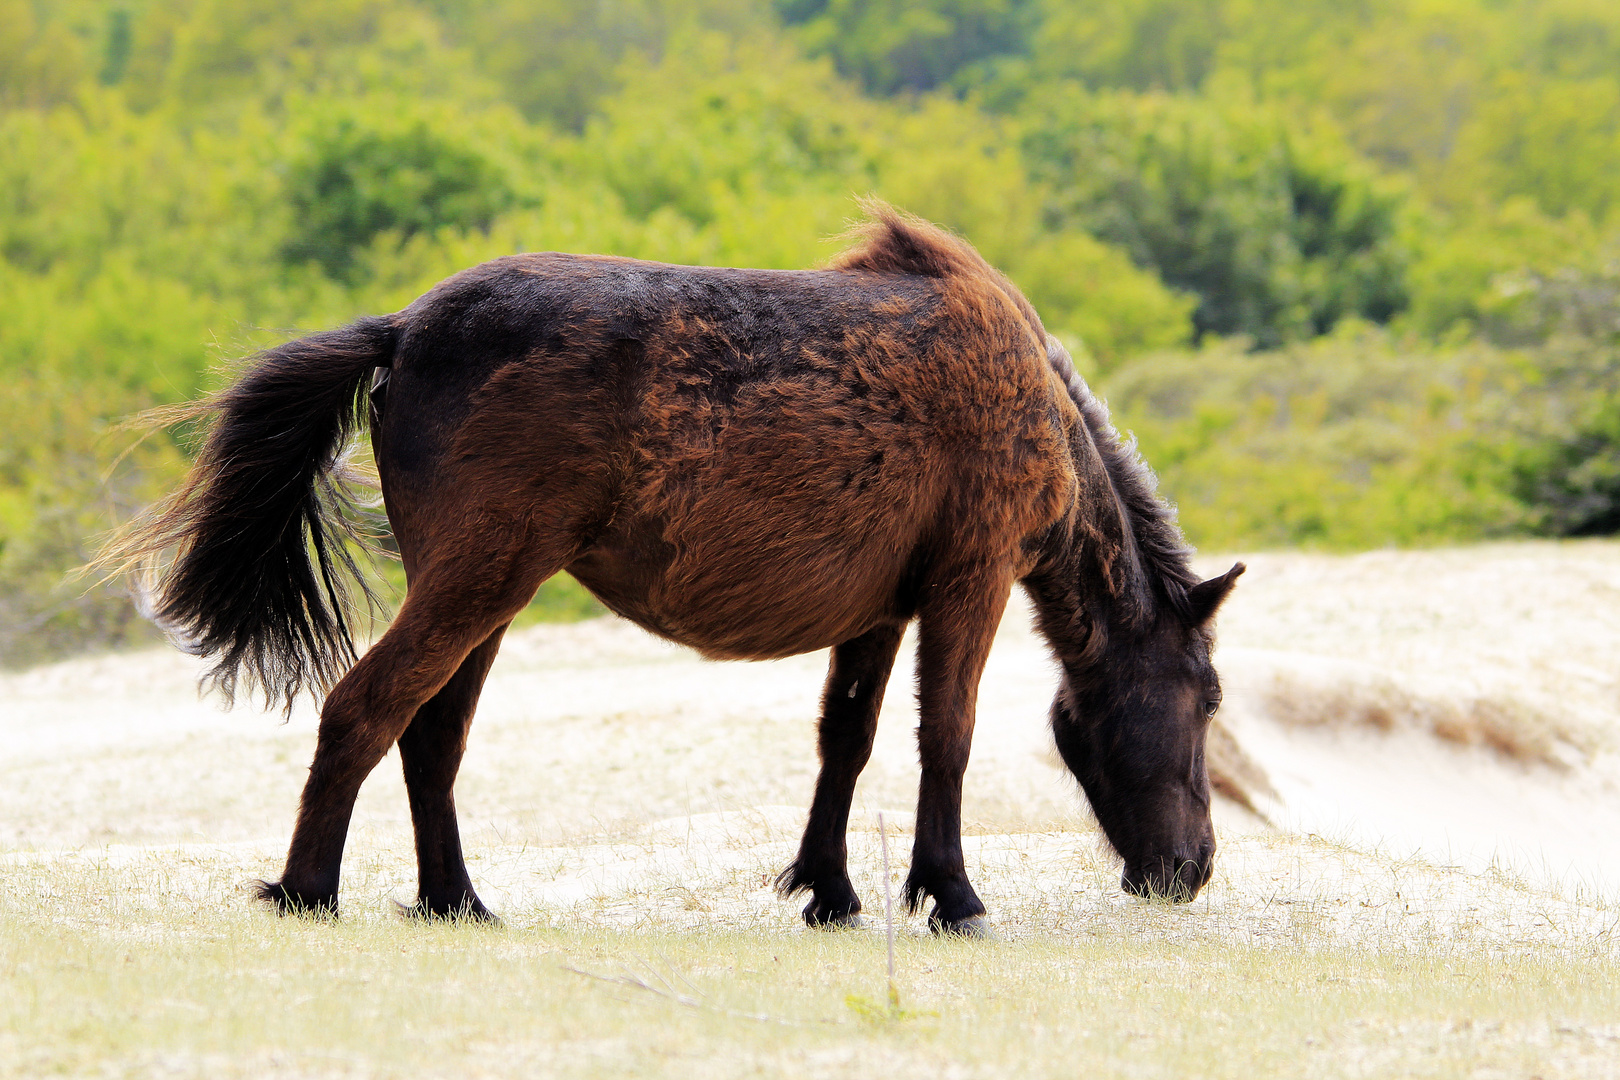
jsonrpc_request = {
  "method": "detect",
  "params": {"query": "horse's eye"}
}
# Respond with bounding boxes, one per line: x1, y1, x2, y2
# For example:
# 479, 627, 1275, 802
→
1203, 699, 1220, 718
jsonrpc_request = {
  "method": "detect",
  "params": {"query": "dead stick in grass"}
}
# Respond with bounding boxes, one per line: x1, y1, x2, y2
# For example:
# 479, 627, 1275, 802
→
879, 811, 898, 1008
562, 962, 839, 1027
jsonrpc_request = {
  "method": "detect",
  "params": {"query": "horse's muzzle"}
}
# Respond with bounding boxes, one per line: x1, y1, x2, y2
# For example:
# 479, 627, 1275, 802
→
1121, 848, 1214, 903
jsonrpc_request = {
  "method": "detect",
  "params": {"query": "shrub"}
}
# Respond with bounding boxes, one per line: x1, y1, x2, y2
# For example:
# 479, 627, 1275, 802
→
1022, 88, 1411, 348
283, 119, 511, 281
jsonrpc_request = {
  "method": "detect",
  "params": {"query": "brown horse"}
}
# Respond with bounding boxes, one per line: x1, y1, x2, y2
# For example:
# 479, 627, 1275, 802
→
105, 204, 1241, 934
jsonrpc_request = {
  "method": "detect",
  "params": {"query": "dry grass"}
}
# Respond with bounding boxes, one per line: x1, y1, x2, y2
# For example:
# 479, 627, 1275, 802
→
4, 828, 1619, 1080
1252, 662, 1590, 767
6, 540, 1620, 1076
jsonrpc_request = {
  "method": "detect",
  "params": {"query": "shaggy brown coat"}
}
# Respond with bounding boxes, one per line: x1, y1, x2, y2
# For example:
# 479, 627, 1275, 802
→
104, 204, 1241, 932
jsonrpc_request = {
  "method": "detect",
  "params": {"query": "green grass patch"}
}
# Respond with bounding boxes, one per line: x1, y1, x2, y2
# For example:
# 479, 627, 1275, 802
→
513, 573, 607, 626
3, 856, 1617, 1079
370, 561, 605, 628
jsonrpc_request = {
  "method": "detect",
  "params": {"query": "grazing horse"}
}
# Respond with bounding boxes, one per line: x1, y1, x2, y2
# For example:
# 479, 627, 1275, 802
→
105, 204, 1242, 934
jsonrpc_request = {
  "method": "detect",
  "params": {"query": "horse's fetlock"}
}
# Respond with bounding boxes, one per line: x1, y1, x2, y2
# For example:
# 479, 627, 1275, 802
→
404, 893, 499, 925
902, 873, 929, 914
774, 861, 808, 898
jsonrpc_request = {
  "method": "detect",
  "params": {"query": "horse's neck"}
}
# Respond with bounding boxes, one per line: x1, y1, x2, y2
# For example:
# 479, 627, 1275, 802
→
1026, 495, 1154, 669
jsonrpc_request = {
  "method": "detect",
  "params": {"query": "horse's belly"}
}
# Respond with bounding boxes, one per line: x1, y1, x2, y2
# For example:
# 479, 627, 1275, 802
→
568, 518, 912, 660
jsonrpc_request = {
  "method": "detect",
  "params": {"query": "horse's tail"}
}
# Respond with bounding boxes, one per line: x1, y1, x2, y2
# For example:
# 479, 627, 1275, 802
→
94, 316, 400, 712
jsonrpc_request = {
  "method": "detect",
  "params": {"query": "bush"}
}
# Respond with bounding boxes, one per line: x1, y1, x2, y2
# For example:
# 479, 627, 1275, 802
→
0, 373, 182, 668
1476, 261, 1620, 536
1507, 396, 1620, 536
1022, 88, 1411, 347
778, 0, 1040, 95
1103, 330, 1523, 550
283, 118, 512, 281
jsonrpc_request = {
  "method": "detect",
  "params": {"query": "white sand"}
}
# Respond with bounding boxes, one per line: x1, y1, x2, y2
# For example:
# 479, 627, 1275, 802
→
3, 540, 1618, 935
1202, 541, 1620, 900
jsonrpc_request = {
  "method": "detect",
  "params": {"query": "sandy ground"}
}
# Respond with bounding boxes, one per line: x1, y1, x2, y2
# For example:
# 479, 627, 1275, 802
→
1207, 541, 1620, 901
3, 540, 1619, 943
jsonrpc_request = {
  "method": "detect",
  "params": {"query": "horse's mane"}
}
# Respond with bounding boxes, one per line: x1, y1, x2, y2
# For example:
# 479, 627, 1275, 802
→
1044, 339, 1202, 616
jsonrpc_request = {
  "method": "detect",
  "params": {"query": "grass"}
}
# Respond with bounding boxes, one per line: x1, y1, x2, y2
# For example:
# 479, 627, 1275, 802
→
512, 574, 607, 626
10, 543, 1620, 1076
371, 561, 606, 628
4, 847, 1619, 1079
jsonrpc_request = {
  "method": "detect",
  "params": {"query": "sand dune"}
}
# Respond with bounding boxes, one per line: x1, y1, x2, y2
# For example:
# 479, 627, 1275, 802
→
1202, 541, 1620, 900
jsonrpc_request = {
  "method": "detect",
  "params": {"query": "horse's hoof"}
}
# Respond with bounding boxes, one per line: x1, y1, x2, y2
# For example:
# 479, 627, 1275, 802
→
253, 880, 337, 919
929, 913, 996, 939
396, 897, 502, 926
802, 896, 864, 929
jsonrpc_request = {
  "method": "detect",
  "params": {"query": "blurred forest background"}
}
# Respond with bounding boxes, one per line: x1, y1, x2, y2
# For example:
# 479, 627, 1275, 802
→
5, 0, 1620, 667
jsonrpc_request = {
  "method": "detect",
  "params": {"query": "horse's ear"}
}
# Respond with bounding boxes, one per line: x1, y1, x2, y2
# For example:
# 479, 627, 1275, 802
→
1186, 562, 1245, 625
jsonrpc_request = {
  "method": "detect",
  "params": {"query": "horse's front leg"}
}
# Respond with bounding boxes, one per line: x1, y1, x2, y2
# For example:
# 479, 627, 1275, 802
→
905, 563, 1013, 936
777, 622, 905, 927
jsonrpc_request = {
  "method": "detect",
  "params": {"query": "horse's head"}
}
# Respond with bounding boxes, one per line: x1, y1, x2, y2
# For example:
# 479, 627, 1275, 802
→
1050, 562, 1244, 902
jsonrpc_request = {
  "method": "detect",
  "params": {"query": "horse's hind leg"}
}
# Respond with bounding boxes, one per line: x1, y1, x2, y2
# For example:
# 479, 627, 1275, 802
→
397, 624, 508, 921
905, 563, 1013, 936
776, 622, 905, 927
258, 538, 551, 917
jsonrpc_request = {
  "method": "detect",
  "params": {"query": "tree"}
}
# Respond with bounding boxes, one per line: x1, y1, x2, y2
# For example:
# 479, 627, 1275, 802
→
283, 117, 511, 281
778, 0, 1040, 94
1023, 87, 1409, 345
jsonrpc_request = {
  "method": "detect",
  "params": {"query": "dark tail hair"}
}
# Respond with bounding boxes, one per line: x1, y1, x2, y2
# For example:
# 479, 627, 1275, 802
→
94, 316, 399, 711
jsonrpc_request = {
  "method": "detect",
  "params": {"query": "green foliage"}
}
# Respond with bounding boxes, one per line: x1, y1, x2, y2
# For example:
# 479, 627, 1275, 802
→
1010, 230, 1194, 367
1475, 261, 1620, 536
1507, 396, 1620, 537
1022, 88, 1411, 346
1397, 198, 1601, 339
1019, 0, 1226, 93
578, 33, 867, 232
112, 0, 472, 111
446, 0, 768, 131
283, 116, 512, 280
1031, 0, 1620, 232
98, 7, 132, 87
7, 0, 1620, 667
0, 369, 181, 666
0, 0, 91, 109
373, 560, 605, 626
1105, 331, 1525, 550
512, 576, 608, 626
779, 0, 1040, 94
552, 32, 1192, 358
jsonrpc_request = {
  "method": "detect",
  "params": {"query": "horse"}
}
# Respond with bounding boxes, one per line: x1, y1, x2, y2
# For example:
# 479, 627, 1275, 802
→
103, 203, 1242, 935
